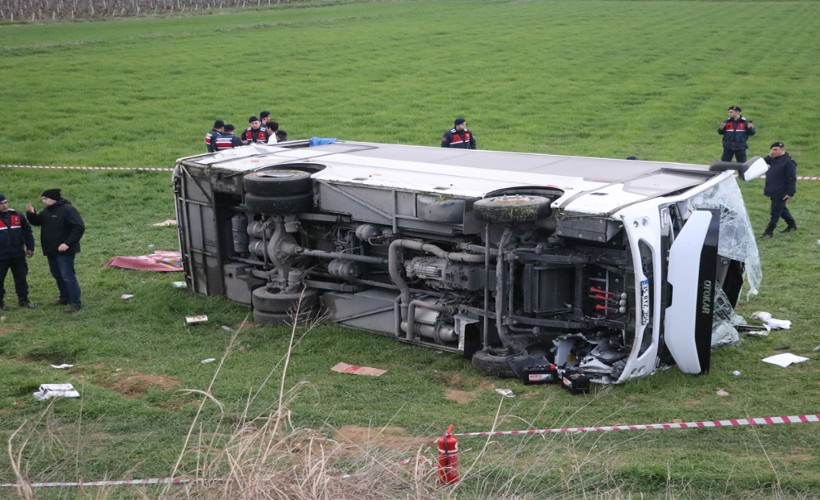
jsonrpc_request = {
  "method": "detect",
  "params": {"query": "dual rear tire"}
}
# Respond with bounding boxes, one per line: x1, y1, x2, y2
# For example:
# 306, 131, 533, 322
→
243, 169, 314, 214
251, 286, 321, 326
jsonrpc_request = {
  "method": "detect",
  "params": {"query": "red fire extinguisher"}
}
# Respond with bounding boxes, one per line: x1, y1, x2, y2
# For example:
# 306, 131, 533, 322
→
437, 424, 459, 485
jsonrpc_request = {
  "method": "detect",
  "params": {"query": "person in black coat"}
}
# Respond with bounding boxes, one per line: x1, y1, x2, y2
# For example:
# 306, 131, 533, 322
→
761, 141, 797, 237
215, 124, 244, 150
0, 193, 35, 310
25, 189, 86, 312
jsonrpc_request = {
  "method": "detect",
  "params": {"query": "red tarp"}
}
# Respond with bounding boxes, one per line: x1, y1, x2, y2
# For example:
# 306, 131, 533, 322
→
104, 250, 183, 272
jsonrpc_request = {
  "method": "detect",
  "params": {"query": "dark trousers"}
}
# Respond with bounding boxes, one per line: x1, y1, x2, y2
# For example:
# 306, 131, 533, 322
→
47, 254, 82, 306
765, 196, 796, 233
721, 148, 747, 163
0, 256, 30, 305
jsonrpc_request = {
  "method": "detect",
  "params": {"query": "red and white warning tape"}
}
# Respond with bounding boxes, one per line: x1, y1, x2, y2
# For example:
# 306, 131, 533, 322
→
0, 164, 173, 172
454, 413, 819, 437
1, 414, 816, 489
0, 477, 205, 489
761, 175, 819, 181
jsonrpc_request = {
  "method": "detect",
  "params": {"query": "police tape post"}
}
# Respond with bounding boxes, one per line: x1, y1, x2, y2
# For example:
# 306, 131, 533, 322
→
1, 414, 816, 490
0, 164, 818, 180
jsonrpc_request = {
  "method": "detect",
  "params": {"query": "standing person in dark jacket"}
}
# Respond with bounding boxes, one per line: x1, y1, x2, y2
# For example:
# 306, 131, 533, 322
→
25, 189, 86, 313
718, 105, 755, 162
205, 119, 225, 153
441, 118, 476, 149
215, 124, 244, 151
242, 116, 270, 144
0, 193, 35, 311
761, 141, 798, 238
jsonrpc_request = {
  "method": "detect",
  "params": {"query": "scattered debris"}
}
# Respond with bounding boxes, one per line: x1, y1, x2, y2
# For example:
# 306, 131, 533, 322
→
121, 294, 134, 300
762, 353, 809, 368
736, 324, 771, 336
561, 371, 591, 394
732, 370, 741, 376
33, 384, 80, 400
751, 311, 791, 330
172, 281, 187, 288
814, 345, 820, 352
185, 315, 208, 325
201, 358, 216, 364
50, 364, 74, 369
495, 388, 515, 398
331, 362, 386, 376
221, 325, 234, 332
716, 389, 730, 397
0, 316, 6, 322
152, 219, 177, 227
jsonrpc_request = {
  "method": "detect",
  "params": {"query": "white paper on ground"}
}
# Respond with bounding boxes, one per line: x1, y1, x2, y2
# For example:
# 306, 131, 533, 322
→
495, 388, 515, 398
751, 311, 792, 330
185, 315, 208, 325
33, 383, 80, 400
121, 294, 134, 300
50, 364, 74, 369
761, 353, 809, 367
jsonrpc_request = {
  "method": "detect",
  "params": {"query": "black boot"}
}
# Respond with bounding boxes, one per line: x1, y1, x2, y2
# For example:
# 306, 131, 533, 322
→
781, 224, 797, 233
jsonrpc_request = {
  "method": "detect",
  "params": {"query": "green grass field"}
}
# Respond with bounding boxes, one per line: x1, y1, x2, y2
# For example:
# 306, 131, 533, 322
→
1, 1, 819, 497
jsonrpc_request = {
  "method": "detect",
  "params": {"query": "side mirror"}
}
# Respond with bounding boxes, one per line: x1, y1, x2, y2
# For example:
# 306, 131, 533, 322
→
741, 156, 768, 181
708, 156, 768, 181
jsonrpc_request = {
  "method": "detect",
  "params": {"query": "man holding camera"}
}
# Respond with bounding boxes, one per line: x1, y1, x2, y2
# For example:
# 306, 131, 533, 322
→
718, 105, 755, 162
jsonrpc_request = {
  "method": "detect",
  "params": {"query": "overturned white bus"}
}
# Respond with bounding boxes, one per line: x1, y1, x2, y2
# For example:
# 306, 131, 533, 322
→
173, 140, 765, 384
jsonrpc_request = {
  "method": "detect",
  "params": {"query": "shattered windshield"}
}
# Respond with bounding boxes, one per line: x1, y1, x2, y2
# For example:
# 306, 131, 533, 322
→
690, 178, 762, 346
690, 178, 762, 297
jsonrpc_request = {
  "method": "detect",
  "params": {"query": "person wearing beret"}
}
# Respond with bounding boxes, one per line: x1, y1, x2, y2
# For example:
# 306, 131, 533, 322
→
215, 124, 245, 150
441, 117, 477, 149
718, 105, 755, 162
25, 189, 86, 313
761, 141, 798, 238
242, 115, 271, 145
0, 193, 35, 311
205, 119, 225, 153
